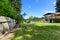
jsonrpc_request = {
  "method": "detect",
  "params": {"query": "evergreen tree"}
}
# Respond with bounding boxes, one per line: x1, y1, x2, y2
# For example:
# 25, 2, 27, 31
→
56, 0, 60, 12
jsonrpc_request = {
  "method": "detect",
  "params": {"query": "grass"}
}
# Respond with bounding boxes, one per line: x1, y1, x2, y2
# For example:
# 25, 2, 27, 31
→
12, 23, 60, 40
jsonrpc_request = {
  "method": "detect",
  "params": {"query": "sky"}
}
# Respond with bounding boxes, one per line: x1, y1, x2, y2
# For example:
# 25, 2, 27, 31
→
21, 0, 56, 19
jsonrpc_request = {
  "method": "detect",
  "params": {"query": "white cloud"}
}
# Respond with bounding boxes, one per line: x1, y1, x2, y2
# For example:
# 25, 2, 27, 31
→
53, 1, 56, 5
45, 11, 55, 13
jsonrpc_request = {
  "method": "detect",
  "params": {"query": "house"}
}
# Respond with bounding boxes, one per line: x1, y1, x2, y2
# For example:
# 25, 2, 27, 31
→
44, 12, 60, 23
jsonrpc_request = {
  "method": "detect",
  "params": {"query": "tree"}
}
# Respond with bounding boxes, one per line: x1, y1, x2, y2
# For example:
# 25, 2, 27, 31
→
9, 0, 21, 13
26, 16, 42, 23
56, 0, 60, 12
10, 0, 22, 24
22, 12, 27, 22
0, 0, 22, 24
22, 12, 27, 17
0, 0, 18, 19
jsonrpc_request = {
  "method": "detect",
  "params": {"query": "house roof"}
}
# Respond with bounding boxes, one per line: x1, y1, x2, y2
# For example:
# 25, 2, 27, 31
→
54, 13, 60, 16
43, 12, 60, 19
44, 13, 54, 16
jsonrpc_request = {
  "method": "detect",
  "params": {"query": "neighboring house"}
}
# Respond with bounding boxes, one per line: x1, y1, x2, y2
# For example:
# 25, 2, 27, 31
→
44, 13, 60, 23
0, 16, 16, 34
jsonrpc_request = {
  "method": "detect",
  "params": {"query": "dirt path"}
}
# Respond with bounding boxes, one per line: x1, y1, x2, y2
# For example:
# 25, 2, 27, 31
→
0, 24, 19, 40
0, 33, 14, 40
0, 28, 17, 40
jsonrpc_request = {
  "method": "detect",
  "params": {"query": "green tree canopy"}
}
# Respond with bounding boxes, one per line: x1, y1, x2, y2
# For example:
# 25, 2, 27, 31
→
0, 0, 18, 19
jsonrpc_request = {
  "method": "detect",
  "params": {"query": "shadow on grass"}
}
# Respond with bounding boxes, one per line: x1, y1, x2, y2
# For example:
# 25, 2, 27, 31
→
12, 24, 60, 40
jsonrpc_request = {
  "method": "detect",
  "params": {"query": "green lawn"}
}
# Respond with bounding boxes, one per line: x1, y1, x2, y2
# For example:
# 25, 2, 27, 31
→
12, 23, 60, 40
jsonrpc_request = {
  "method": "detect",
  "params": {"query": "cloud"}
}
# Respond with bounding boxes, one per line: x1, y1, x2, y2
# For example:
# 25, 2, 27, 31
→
53, 1, 56, 5
44, 11, 55, 13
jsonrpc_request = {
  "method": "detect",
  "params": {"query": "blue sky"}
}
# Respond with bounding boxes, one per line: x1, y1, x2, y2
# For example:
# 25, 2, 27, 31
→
21, 0, 56, 19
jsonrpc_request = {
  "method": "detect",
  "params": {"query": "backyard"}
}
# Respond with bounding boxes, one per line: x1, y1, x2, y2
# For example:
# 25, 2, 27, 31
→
0, 0, 60, 40
12, 23, 60, 40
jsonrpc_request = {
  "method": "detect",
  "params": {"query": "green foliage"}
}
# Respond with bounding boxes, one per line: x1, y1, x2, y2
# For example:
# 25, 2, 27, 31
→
10, 0, 22, 13
26, 16, 42, 22
17, 12, 27, 24
16, 15, 24, 24
10, 0, 22, 24
0, 0, 18, 19
22, 12, 27, 17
